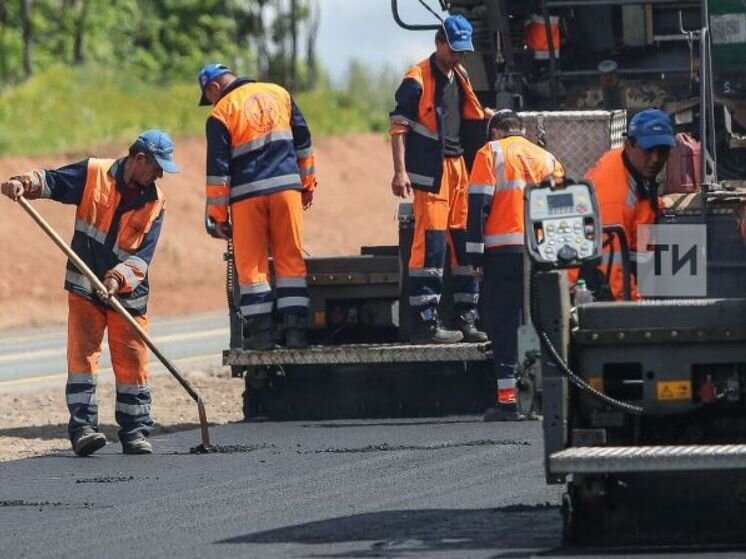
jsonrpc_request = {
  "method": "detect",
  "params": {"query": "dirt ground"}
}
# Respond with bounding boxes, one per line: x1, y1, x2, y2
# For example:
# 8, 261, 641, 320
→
0, 133, 397, 462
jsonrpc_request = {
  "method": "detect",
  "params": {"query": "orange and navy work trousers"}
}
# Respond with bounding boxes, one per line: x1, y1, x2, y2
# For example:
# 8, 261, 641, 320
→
409, 155, 478, 322
65, 292, 152, 442
232, 189, 308, 317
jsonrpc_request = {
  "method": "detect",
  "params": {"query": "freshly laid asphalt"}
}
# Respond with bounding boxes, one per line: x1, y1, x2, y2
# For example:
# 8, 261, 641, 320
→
1, 417, 742, 558
1, 417, 557, 558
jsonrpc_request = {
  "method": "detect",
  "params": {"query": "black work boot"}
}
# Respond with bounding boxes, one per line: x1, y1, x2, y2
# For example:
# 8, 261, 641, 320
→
71, 426, 107, 457
454, 310, 489, 343
284, 313, 309, 349
243, 314, 275, 351
122, 435, 153, 455
410, 318, 464, 344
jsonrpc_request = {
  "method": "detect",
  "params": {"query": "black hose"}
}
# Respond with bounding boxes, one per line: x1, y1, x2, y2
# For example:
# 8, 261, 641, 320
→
529, 267, 644, 415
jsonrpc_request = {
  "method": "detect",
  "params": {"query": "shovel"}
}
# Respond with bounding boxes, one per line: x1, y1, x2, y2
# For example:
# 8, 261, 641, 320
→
16, 196, 212, 452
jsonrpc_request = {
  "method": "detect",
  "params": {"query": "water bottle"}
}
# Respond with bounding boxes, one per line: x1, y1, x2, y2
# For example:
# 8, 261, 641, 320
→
574, 279, 594, 305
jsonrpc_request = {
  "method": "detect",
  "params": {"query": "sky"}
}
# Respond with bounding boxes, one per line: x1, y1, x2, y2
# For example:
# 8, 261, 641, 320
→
316, 0, 448, 84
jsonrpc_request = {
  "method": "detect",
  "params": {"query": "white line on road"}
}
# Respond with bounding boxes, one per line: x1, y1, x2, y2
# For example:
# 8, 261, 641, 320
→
0, 328, 229, 364
0, 353, 222, 388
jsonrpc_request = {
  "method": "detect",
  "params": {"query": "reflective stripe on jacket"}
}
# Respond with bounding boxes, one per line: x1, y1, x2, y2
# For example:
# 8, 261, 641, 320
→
523, 14, 560, 60
584, 148, 658, 300
389, 55, 485, 193
467, 135, 564, 260
66, 158, 165, 314
205, 79, 316, 223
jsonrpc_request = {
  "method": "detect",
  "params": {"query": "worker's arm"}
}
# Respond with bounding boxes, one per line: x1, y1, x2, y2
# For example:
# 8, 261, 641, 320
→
390, 133, 410, 198
389, 75, 421, 198
466, 145, 497, 270
104, 209, 165, 295
205, 116, 232, 239
1, 160, 89, 203
290, 97, 316, 210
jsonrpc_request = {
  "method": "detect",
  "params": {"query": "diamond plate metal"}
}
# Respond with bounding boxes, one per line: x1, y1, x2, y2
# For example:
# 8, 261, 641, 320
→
224, 342, 491, 366
519, 110, 627, 179
550, 444, 746, 473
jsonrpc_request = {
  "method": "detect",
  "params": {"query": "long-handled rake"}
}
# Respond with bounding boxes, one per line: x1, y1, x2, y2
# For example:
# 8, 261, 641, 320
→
16, 196, 212, 452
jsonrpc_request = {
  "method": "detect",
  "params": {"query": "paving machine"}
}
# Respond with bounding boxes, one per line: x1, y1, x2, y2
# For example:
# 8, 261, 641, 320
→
525, 173, 746, 546
432, 0, 746, 546
393, 0, 746, 546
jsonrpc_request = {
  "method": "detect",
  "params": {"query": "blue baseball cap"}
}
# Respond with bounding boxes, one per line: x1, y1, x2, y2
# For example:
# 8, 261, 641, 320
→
442, 15, 474, 53
198, 63, 232, 106
627, 109, 676, 150
134, 129, 179, 174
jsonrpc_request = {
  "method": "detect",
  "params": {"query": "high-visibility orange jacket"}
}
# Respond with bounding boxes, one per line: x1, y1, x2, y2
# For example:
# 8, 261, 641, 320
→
585, 148, 659, 300
20, 157, 165, 315
466, 135, 564, 264
390, 55, 485, 193
523, 14, 560, 60
205, 78, 316, 225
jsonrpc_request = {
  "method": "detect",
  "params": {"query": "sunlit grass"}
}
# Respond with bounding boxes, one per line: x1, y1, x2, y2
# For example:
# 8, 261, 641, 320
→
0, 65, 387, 156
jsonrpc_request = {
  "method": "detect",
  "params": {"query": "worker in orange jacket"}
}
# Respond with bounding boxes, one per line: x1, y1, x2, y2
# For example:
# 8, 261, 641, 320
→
390, 15, 492, 344
1, 130, 179, 456
199, 63, 316, 350
577, 109, 674, 300
523, 12, 561, 62
467, 110, 564, 420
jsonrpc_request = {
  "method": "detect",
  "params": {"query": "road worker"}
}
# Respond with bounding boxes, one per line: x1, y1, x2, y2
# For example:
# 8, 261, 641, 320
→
0, 130, 179, 456
523, 10, 561, 65
198, 63, 316, 350
576, 108, 675, 301
390, 15, 492, 344
467, 110, 564, 420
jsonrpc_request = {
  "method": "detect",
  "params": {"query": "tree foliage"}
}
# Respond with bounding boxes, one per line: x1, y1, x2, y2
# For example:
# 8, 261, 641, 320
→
0, 0, 320, 89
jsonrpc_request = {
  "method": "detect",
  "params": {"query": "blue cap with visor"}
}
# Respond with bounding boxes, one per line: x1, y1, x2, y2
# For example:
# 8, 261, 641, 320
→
442, 15, 474, 52
198, 63, 232, 106
134, 129, 179, 174
627, 109, 676, 150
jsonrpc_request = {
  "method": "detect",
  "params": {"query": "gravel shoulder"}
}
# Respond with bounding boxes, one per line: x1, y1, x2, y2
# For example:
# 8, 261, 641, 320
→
0, 366, 244, 462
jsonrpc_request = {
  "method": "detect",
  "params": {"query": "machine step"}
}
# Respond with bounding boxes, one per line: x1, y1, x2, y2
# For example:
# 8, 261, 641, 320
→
550, 444, 746, 473
224, 342, 491, 367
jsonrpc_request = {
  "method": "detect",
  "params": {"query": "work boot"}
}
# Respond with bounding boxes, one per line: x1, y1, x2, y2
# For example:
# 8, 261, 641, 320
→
454, 310, 488, 343
243, 314, 275, 351
121, 435, 153, 455
410, 319, 464, 344
71, 427, 107, 457
284, 313, 308, 349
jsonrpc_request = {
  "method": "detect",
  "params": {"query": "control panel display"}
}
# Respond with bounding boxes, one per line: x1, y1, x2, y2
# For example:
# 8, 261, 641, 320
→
524, 181, 601, 268
547, 193, 574, 211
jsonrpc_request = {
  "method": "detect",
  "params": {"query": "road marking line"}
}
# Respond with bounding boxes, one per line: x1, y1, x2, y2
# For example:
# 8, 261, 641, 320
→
0, 316, 226, 345
0, 328, 229, 364
0, 353, 222, 387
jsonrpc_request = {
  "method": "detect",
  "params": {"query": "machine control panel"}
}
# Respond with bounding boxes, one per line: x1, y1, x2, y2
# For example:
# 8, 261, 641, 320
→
524, 181, 602, 268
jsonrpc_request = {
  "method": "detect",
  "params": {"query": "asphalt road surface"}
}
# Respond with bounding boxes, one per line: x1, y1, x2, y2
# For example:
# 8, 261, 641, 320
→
2, 416, 743, 559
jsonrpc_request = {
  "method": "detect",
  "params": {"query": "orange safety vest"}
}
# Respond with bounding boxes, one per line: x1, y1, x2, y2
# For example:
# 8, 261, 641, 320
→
468, 135, 564, 252
523, 14, 560, 60
206, 82, 315, 224
390, 56, 485, 193
584, 148, 658, 300
67, 158, 165, 312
